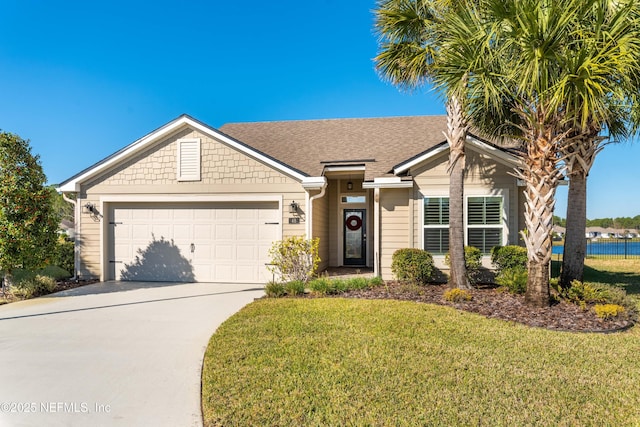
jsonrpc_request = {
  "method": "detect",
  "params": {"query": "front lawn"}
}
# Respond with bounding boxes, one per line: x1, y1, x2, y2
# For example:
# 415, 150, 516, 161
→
202, 298, 640, 426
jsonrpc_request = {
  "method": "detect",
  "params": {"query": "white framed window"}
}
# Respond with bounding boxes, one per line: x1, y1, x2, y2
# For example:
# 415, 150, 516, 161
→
467, 196, 503, 253
423, 197, 449, 254
177, 138, 201, 181
422, 193, 506, 254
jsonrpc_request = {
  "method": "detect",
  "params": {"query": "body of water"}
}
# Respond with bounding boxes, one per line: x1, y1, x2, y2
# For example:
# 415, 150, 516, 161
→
553, 240, 640, 256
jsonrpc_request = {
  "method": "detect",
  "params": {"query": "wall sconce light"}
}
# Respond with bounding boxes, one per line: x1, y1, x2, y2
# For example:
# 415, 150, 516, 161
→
347, 181, 353, 191
289, 201, 299, 214
84, 202, 99, 215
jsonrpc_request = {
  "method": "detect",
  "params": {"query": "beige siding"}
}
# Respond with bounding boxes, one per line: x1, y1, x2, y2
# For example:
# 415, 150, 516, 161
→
311, 189, 330, 272
411, 147, 522, 269
77, 126, 307, 280
380, 188, 411, 280
327, 181, 340, 267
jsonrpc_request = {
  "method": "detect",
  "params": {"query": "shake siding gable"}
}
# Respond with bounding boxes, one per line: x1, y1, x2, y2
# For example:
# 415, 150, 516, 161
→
76, 126, 306, 280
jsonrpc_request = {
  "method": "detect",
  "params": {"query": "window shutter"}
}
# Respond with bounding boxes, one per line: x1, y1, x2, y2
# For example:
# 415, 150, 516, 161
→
177, 138, 201, 181
424, 197, 449, 225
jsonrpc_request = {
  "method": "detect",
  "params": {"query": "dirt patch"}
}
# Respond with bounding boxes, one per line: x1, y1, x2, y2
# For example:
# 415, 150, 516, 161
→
339, 281, 635, 333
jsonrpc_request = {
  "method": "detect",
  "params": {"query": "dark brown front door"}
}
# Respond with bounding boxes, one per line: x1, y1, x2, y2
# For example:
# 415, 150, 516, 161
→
344, 209, 366, 266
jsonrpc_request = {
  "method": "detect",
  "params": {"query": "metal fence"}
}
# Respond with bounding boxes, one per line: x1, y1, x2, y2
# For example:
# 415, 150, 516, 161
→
553, 238, 640, 259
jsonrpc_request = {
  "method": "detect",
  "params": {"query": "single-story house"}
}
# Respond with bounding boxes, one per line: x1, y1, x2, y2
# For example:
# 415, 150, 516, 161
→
58, 114, 525, 283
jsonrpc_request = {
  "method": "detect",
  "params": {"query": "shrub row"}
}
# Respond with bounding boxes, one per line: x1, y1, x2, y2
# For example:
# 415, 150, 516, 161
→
264, 276, 384, 298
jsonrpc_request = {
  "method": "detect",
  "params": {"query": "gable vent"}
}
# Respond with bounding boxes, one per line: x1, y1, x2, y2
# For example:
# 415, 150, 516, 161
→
177, 138, 201, 181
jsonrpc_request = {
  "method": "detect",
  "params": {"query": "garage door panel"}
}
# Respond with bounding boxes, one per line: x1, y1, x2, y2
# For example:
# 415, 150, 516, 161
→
110, 203, 280, 283
236, 224, 257, 240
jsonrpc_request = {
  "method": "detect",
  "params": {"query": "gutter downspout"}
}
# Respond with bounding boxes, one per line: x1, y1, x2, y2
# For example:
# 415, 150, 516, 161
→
62, 193, 79, 281
306, 183, 327, 239
374, 187, 380, 278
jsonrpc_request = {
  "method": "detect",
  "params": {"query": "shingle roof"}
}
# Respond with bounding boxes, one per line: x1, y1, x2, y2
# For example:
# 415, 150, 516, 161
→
219, 116, 450, 181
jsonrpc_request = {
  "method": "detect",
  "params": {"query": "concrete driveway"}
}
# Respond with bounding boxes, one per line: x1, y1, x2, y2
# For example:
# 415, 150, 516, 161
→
0, 281, 264, 427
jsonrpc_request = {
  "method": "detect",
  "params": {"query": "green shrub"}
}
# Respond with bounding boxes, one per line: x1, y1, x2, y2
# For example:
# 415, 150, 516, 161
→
308, 277, 332, 295
391, 248, 434, 284
445, 246, 483, 285
443, 288, 472, 302
490, 246, 528, 273
39, 265, 71, 280
594, 304, 626, 320
268, 237, 320, 283
264, 281, 286, 298
559, 280, 636, 316
495, 266, 528, 294
344, 277, 369, 291
49, 239, 74, 275
284, 280, 305, 296
369, 276, 384, 287
11, 274, 57, 299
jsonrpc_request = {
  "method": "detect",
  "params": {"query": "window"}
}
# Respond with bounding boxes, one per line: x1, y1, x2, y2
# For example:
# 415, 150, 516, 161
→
467, 196, 503, 253
423, 195, 504, 255
423, 197, 449, 254
177, 138, 201, 181
341, 195, 366, 204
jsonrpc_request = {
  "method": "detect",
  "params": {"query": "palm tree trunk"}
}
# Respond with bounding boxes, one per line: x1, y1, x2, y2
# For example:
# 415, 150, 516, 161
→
445, 96, 470, 290
516, 109, 564, 307
560, 129, 602, 288
560, 171, 587, 287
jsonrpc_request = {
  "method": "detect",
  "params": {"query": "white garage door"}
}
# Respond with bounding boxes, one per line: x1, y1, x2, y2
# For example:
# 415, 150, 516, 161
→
109, 202, 280, 283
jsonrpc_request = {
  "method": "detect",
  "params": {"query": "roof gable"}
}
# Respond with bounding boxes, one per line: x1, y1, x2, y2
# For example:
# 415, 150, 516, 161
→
58, 115, 308, 192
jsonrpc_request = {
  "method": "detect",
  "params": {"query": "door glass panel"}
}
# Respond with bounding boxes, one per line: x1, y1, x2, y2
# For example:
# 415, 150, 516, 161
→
344, 211, 364, 260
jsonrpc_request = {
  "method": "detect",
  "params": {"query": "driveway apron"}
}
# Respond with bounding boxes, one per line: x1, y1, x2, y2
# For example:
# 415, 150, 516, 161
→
0, 281, 263, 427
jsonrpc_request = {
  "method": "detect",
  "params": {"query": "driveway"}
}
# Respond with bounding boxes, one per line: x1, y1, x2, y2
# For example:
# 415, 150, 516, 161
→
0, 281, 264, 427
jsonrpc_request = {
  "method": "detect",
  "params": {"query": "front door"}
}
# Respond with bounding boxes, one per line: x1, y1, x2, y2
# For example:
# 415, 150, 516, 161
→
343, 209, 366, 266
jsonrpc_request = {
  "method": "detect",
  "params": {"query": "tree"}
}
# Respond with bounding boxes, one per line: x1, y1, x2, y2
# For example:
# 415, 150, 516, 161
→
0, 132, 59, 294
374, 0, 471, 289
558, 1, 640, 288
437, 0, 640, 306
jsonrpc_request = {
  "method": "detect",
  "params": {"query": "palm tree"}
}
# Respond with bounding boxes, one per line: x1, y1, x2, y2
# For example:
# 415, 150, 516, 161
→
559, 1, 640, 288
436, 0, 640, 306
374, 0, 471, 290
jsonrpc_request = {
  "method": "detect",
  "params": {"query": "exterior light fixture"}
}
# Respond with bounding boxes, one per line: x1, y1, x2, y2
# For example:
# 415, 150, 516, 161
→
289, 201, 299, 214
347, 181, 353, 191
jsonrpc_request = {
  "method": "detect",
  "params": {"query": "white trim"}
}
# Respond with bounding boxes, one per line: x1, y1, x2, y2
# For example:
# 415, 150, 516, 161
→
323, 165, 366, 173
420, 189, 509, 254
58, 115, 307, 192
97, 194, 284, 282
394, 144, 449, 175
393, 135, 521, 175
176, 138, 201, 181
362, 177, 413, 189
301, 176, 327, 189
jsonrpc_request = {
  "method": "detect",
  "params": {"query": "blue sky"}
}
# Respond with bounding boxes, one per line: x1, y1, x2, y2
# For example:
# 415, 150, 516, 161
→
1, 0, 638, 219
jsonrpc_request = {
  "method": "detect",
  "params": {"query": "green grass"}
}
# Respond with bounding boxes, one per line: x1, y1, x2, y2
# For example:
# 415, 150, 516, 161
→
202, 298, 640, 426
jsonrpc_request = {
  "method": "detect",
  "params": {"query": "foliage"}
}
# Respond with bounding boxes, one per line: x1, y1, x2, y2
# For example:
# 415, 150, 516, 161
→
495, 267, 528, 294
391, 248, 434, 284
491, 246, 528, 273
446, 246, 482, 285
593, 304, 626, 320
203, 298, 640, 426
264, 281, 286, 298
48, 185, 75, 223
0, 132, 60, 293
443, 288, 472, 302
305, 276, 384, 296
268, 237, 320, 283
9, 274, 57, 299
49, 238, 74, 275
284, 280, 305, 297
39, 265, 71, 280
557, 280, 636, 316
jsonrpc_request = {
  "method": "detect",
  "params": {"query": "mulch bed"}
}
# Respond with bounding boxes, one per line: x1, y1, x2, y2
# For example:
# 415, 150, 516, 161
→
338, 281, 635, 333
53, 279, 99, 293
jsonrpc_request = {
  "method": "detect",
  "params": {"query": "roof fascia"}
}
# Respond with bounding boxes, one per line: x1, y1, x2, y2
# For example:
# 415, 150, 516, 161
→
362, 177, 413, 189
393, 135, 521, 176
58, 115, 308, 192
